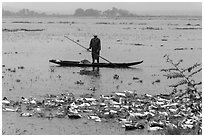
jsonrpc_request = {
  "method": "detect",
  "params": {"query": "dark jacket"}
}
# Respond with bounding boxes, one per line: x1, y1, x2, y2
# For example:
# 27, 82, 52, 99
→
89, 37, 101, 59
89, 37, 101, 52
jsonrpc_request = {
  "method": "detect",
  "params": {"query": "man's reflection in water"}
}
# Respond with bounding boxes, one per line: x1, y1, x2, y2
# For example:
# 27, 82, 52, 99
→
79, 67, 100, 76
92, 66, 100, 72
79, 67, 101, 93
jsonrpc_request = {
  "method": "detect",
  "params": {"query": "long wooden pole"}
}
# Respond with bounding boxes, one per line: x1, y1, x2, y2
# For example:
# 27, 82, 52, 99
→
64, 35, 116, 66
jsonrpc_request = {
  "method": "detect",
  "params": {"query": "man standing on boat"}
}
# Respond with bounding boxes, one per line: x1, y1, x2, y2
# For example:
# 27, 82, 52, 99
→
87, 34, 101, 64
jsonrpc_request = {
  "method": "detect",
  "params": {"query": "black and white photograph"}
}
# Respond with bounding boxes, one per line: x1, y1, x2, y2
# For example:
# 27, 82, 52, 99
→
2, 1, 202, 135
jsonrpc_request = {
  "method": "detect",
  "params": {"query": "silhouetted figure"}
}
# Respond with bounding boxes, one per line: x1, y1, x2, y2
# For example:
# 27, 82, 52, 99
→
88, 34, 101, 64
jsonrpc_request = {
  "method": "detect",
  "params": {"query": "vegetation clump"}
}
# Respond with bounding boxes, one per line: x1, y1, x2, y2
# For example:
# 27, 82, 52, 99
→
161, 54, 202, 135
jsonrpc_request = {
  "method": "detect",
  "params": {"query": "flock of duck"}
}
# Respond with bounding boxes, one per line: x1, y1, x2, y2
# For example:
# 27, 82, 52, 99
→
2, 88, 202, 134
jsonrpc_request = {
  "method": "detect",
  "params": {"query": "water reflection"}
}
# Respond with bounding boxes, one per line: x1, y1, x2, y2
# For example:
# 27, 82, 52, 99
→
79, 67, 100, 77
79, 67, 101, 92
92, 66, 100, 72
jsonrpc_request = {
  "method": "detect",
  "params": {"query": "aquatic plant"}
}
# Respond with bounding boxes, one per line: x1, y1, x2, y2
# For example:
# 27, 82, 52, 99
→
162, 54, 202, 90
162, 54, 202, 135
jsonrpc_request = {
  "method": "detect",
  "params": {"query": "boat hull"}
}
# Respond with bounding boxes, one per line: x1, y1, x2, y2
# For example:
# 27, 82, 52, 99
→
49, 60, 143, 68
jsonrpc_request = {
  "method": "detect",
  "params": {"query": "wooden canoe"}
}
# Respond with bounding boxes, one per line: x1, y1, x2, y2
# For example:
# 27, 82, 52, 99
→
49, 59, 143, 68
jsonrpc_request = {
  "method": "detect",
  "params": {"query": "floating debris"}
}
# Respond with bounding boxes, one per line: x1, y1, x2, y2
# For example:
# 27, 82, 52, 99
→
75, 80, 84, 85
142, 27, 162, 30
96, 22, 114, 25
2, 97, 10, 105
2, 107, 19, 112
125, 123, 145, 130
18, 66, 24, 69
113, 74, 119, 79
3, 52, 13, 54
2, 87, 202, 134
3, 51, 19, 55
88, 115, 101, 122
88, 87, 96, 91
174, 47, 188, 50
58, 21, 76, 24
20, 112, 33, 117
133, 77, 140, 80
175, 27, 201, 30
50, 68, 54, 72
161, 39, 168, 41
148, 126, 163, 131
68, 114, 82, 119
138, 80, 143, 83
6, 68, 16, 72
80, 59, 91, 64
115, 92, 126, 97
16, 79, 21, 82
12, 21, 31, 23
124, 123, 137, 130
46, 113, 54, 120
152, 79, 161, 84
152, 74, 159, 76
131, 43, 144, 46
138, 23, 147, 25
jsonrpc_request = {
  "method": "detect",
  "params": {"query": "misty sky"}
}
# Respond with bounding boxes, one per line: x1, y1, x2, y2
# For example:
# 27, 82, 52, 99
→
2, 2, 202, 16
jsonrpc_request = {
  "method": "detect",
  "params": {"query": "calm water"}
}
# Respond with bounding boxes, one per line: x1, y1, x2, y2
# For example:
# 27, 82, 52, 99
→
2, 16, 202, 134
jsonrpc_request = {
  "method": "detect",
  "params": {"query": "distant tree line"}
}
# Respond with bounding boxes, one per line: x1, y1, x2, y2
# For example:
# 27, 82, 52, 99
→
74, 7, 136, 17
2, 7, 137, 17
2, 9, 69, 17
